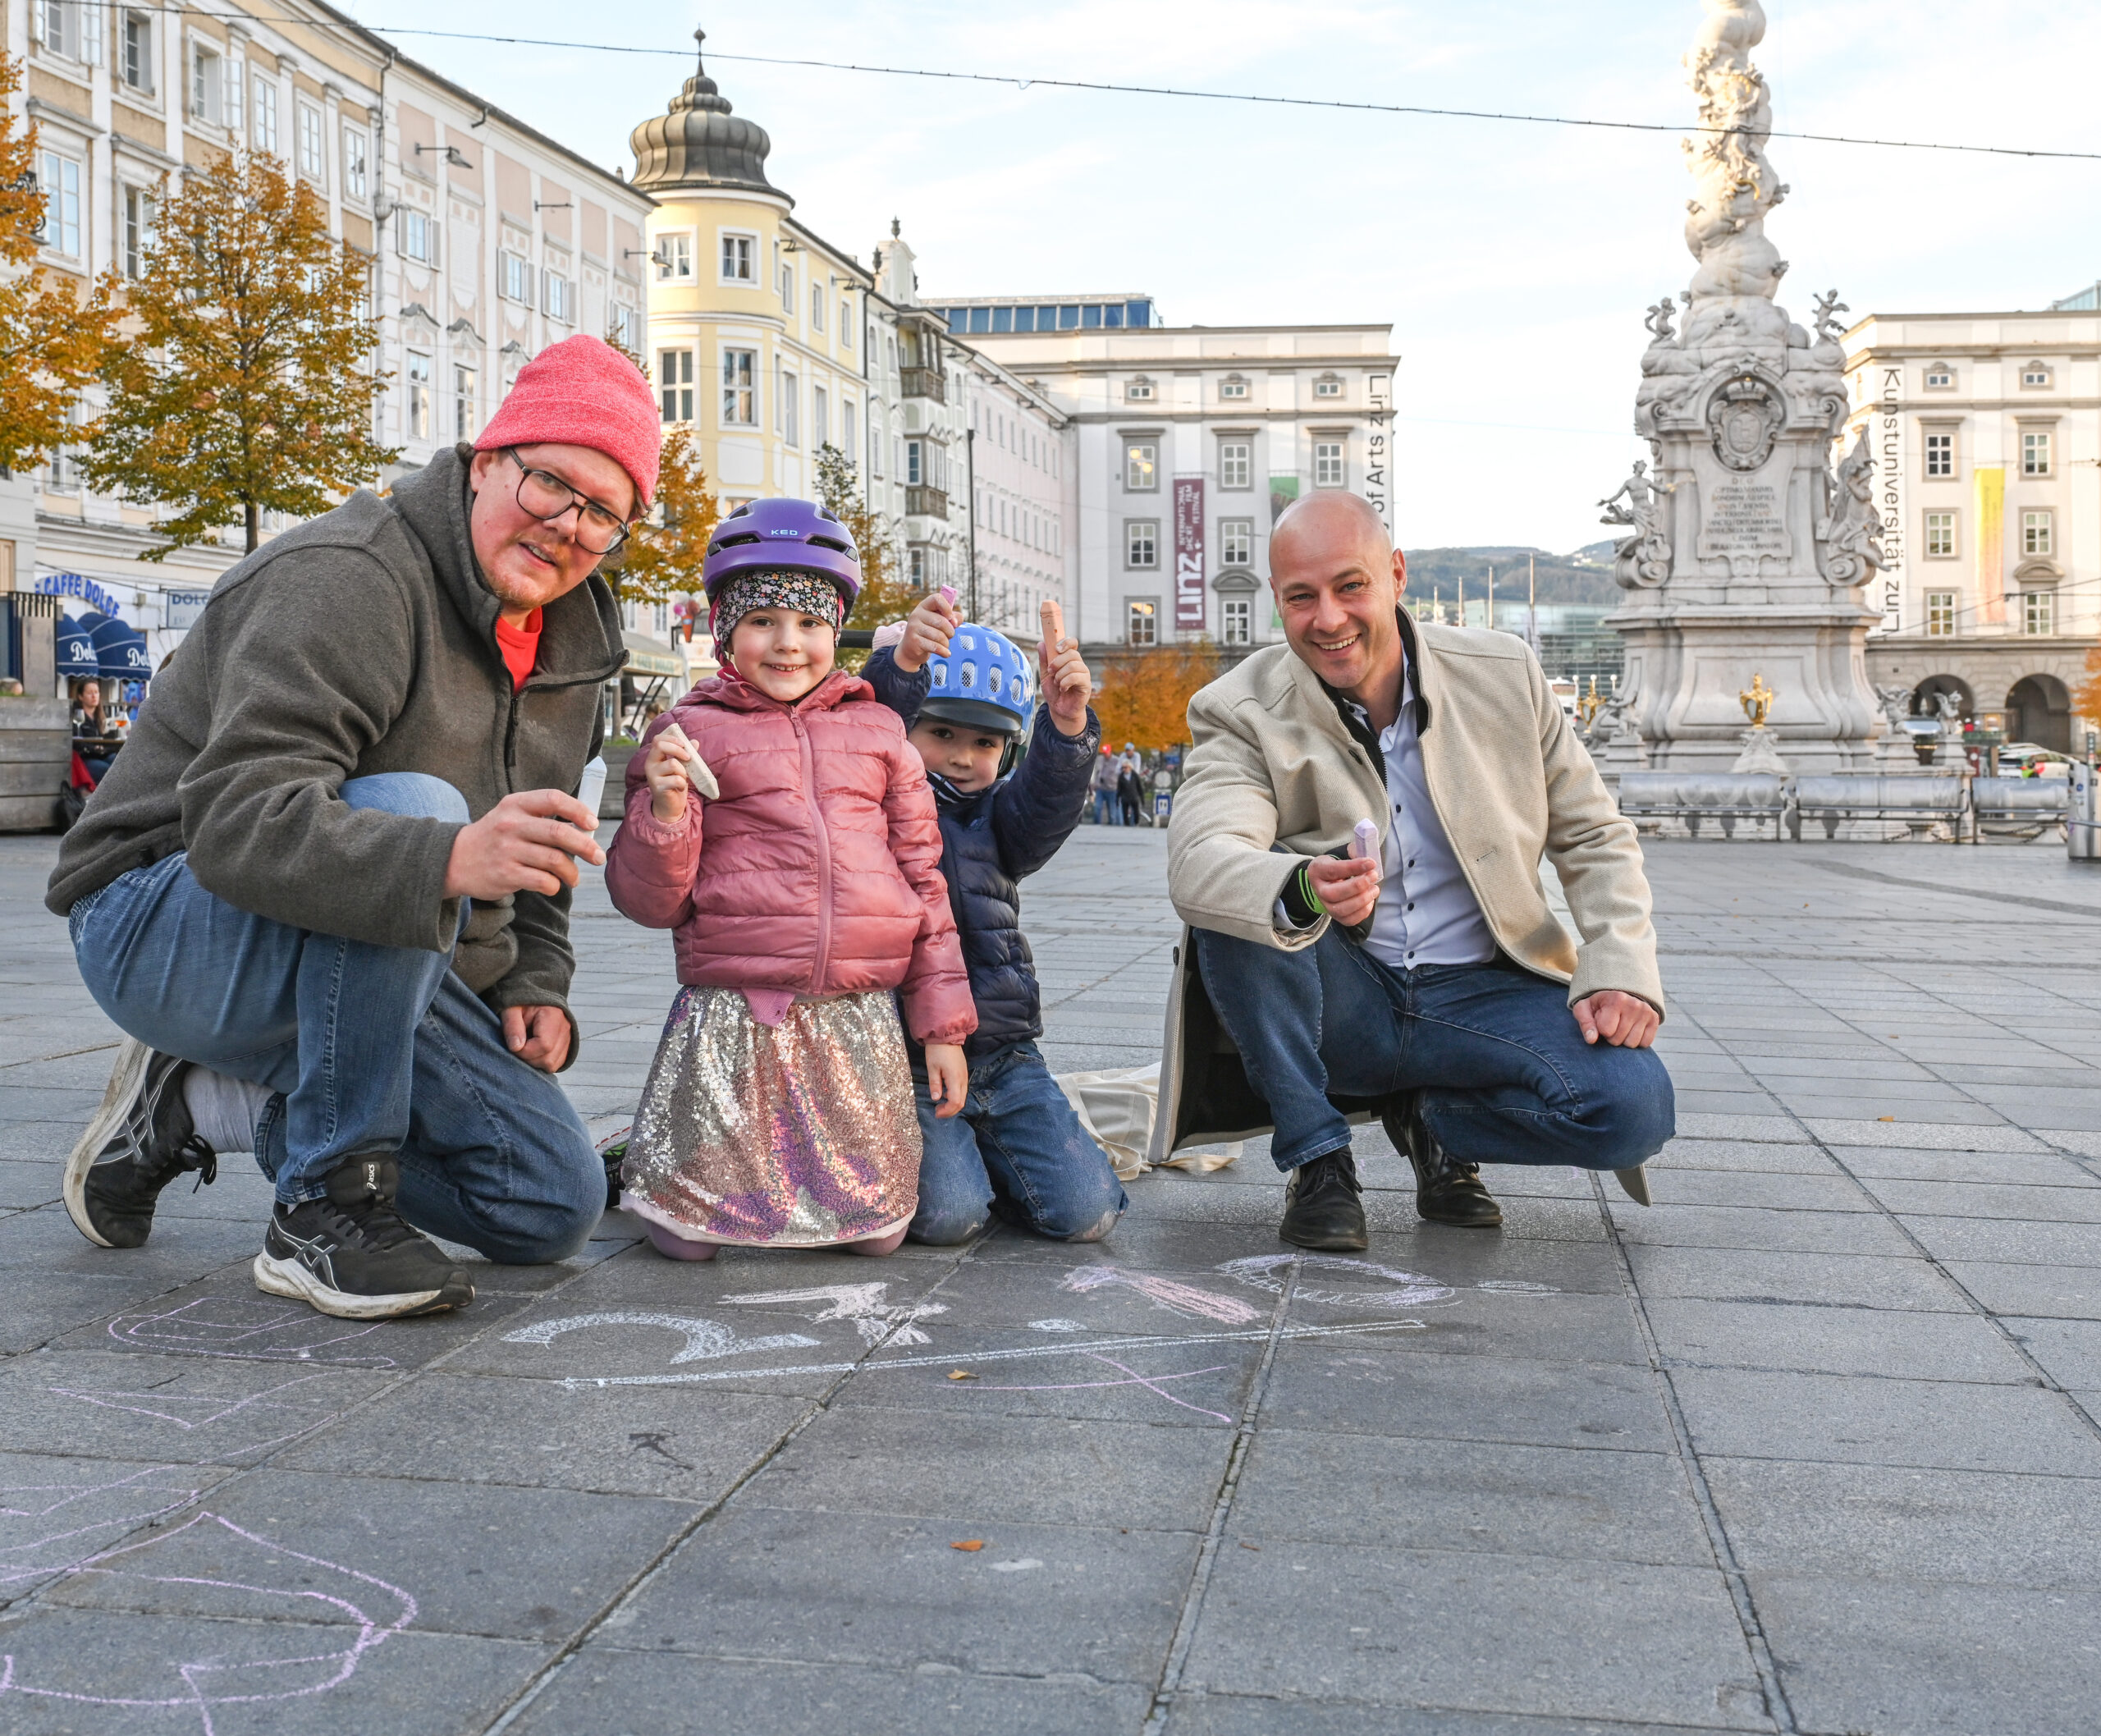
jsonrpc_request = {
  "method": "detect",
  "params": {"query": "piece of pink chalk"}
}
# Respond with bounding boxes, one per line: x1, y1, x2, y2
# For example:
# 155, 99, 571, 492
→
938, 585, 957, 607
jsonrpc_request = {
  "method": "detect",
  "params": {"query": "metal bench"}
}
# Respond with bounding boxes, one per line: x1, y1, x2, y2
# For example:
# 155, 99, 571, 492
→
1615, 772, 1788, 839
1787, 774, 1966, 841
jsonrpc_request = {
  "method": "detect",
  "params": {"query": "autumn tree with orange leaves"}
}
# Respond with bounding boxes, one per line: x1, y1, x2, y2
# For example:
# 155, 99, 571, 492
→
0, 52, 112, 473
1089, 640, 1222, 754
80, 151, 393, 556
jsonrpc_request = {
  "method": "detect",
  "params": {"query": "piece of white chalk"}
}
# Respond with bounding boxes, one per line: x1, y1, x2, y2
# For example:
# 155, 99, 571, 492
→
657, 720, 720, 800
1349, 818, 1382, 881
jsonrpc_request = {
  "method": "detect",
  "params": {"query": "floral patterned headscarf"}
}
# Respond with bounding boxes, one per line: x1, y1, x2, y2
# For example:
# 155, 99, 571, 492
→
709, 570, 847, 644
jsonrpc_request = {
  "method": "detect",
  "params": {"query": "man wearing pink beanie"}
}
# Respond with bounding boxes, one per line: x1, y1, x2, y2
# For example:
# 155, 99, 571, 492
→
50, 335, 664, 1321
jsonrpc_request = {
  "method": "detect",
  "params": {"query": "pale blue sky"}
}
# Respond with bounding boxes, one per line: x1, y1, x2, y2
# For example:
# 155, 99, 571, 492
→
340, 2, 2101, 552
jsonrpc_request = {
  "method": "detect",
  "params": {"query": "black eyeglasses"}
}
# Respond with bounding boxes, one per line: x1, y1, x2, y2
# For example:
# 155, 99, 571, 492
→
506, 449, 634, 555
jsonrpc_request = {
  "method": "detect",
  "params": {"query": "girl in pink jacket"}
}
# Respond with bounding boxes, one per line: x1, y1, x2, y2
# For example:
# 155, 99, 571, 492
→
604, 502, 975, 1259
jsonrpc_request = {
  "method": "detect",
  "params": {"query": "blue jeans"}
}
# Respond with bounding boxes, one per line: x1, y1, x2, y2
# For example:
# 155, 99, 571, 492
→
1092, 790, 1118, 826
909, 1040, 1128, 1244
1193, 924, 1675, 1174
66, 772, 600, 1262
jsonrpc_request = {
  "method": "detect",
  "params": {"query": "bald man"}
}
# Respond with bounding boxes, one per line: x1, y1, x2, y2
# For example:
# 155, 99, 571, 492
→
1152, 491, 1671, 1247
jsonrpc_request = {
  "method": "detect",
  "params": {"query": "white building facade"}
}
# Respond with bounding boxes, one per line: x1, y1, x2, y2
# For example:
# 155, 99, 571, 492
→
1844, 305, 2101, 751
924, 299, 1398, 660
2, 0, 648, 674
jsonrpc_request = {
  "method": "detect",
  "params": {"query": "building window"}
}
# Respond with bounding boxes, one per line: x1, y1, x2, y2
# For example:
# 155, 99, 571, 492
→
405, 350, 432, 442
1924, 363, 1953, 389
1924, 431, 1952, 478
2022, 510, 2053, 557
497, 250, 529, 302
781, 371, 799, 447
809, 282, 823, 332
2022, 590, 2054, 635
840, 302, 853, 347
610, 304, 641, 351
1314, 374, 1343, 399
909, 546, 927, 587
1220, 374, 1248, 401
121, 186, 155, 277
658, 349, 693, 424
1925, 590, 1957, 637
1219, 440, 1251, 490
720, 232, 754, 282
1223, 598, 1252, 645
1126, 376, 1155, 402
343, 126, 369, 202
869, 418, 882, 479
543, 270, 573, 324
400, 208, 437, 265
119, 10, 153, 92
1124, 442, 1157, 492
1126, 520, 1159, 569
250, 72, 277, 153
843, 399, 857, 463
2021, 362, 2053, 388
37, 0, 89, 59
453, 365, 477, 441
1924, 511, 1956, 558
778, 261, 794, 313
189, 40, 224, 123
1127, 599, 1158, 647
1222, 518, 1254, 566
812, 386, 827, 449
906, 440, 923, 486
721, 348, 755, 425
34, 149, 80, 256
2022, 430, 2052, 476
655, 232, 693, 281
1314, 440, 1346, 488
297, 102, 325, 186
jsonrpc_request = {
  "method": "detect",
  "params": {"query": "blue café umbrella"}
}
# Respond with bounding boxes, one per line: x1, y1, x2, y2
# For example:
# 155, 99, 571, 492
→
89, 616, 152, 682
56, 615, 99, 680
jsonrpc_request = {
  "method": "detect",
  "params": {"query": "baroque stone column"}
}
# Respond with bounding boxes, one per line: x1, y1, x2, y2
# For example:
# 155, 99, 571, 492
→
1603, 0, 1886, 774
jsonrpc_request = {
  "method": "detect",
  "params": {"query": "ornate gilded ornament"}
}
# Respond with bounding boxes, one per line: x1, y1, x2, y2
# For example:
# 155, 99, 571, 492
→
1739, 672, 1775, 728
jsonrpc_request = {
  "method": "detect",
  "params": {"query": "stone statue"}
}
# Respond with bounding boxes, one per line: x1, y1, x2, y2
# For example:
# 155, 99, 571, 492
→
1932, 689, 1965, 725
1812, 290, 1849, 345
1644, 299, 1680, 343
1874, 684, 1915, 732
1599, 460, 1675, 587
1819, 430, 1884, 589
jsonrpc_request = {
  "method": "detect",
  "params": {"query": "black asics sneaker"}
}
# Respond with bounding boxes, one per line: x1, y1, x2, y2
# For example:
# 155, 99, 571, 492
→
64, 1040, 218, 1249
253, 1155, 474, 1320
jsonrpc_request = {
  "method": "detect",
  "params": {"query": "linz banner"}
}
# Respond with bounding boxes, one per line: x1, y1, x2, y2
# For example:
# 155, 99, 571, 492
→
1174, 477, 1206, 634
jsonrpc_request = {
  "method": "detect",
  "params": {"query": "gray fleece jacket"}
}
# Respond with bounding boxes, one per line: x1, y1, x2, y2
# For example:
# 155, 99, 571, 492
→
46, 445, 626, 1062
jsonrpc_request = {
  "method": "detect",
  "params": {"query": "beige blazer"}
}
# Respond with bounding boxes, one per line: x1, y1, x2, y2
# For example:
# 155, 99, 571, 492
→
1149, 619, 1663, 1163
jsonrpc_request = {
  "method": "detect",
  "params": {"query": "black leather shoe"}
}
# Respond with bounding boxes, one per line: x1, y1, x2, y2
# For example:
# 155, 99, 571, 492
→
1279, 1147, 1369, 1251
1384, 1094, 1502, 1229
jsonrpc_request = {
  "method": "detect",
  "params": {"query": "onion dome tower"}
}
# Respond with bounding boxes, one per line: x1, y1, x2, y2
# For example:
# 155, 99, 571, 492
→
629, 28, 787, 202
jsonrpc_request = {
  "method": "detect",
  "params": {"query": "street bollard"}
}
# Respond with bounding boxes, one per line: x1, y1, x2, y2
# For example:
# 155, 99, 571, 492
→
2071, 758, 2100, 864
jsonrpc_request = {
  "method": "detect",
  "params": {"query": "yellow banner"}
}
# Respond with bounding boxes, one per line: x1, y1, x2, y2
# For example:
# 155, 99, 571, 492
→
1974, 465, 2004, 626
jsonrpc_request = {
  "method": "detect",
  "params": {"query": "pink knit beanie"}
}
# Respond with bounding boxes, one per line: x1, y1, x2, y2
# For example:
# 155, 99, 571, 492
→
474, 335, 661, 509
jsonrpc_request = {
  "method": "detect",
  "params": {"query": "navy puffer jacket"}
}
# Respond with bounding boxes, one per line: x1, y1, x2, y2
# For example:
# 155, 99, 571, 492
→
863, 648, 1100, 1058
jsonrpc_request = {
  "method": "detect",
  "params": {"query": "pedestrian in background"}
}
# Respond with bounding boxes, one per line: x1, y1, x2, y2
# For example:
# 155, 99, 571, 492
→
1117, 757, 1145, 827
1090, 744, 1121, 825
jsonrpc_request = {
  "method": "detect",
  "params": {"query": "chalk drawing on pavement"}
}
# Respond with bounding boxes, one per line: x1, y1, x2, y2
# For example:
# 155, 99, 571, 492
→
724, 1282, 950, 1348
106, 1295, 396, 1367
501, 1311, 819, 1364
1059, 1267, 1262, 1325
970, 1353, 1237, 1424
47, 1372, 345, 1460
0, 1509, 416, 1728
1216, 1253, 1465, 1311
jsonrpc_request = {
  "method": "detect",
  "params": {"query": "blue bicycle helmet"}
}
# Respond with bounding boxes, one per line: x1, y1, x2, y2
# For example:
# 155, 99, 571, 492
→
921, 624, 1032, 735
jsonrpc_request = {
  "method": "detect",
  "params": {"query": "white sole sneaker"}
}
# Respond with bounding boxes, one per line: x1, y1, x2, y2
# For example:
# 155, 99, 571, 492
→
251, 1250, 460, 1320
62, 1037, 156, 1248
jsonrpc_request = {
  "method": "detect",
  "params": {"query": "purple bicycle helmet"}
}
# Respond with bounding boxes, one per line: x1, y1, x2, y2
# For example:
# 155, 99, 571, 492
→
702, 497, 862, 612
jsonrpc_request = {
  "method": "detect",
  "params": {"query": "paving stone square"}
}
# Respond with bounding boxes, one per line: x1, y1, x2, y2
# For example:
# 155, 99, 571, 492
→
4, 825, 2100, 1734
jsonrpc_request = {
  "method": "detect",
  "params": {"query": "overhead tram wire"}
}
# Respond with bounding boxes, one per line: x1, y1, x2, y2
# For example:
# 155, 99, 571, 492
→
121, 10, 2101, 164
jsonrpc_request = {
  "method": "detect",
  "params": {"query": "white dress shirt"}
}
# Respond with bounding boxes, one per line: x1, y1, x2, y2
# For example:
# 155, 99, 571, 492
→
1339, 668, 1498, 971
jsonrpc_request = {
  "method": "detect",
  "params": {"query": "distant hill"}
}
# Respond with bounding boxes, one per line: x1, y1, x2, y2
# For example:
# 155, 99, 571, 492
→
1402, 546, 1620, 608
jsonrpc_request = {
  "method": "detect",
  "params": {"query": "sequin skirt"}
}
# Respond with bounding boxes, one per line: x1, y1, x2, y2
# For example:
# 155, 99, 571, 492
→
619, 985, 922, 1248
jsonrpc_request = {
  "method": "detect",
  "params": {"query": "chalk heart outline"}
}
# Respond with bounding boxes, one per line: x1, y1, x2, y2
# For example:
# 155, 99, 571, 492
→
0, 1509, 415, 1723
501, 1312, 819, 1365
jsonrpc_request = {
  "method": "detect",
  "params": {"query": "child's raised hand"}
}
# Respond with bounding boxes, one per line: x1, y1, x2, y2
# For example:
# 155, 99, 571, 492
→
644, 719, 716, 823
923, 1042, 969, 1120
1037, 600, 1092, 735
892, 590, 961, 675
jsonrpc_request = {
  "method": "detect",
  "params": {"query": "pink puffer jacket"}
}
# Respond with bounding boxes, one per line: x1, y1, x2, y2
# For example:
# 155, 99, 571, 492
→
604, 665, 976, 1047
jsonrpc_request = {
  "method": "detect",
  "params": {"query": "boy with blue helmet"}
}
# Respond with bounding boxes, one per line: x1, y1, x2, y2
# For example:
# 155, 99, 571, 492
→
867, 601, 1126, 1244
